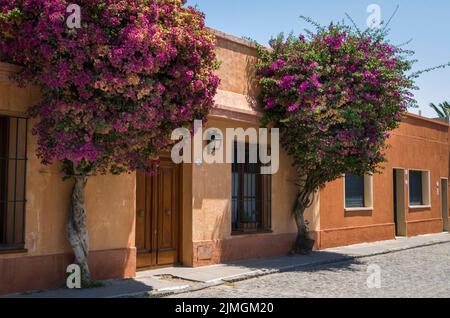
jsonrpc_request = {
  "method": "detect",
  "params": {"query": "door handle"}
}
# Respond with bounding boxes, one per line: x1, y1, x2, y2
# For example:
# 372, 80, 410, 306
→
165, 208, 172, 216
137, 209, 145, 218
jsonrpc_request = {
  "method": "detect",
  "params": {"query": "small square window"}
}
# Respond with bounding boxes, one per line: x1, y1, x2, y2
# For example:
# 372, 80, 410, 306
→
345, 174, 365, 208
344, 173, 373, 210
409, 170, 430, 207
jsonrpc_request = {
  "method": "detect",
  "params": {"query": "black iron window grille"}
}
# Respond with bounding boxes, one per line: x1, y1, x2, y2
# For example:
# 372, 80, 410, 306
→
0, 115, 28, 251
232, 142, 272, 234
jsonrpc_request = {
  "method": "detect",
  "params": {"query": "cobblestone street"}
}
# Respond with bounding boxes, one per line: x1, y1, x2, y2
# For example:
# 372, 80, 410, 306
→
168, 243, 450, 298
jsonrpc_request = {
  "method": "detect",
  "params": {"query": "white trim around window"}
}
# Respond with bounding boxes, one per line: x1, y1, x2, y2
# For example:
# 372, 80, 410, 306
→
343, 173, 374, 212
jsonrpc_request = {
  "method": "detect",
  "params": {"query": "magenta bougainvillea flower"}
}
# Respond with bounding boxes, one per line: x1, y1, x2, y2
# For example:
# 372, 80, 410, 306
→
256, 21, 417, 250
257, 23, 416, 180
0, 0, 219, 175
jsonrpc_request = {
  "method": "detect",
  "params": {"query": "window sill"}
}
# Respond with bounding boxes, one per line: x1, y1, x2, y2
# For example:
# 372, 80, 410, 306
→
0, 245, 27, 255
231, 229, 273, 236
345, 207, 374, 212
409, 205, 431, 210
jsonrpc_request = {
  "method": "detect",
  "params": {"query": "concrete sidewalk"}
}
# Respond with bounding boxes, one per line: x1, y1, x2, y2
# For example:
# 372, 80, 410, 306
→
7, 232, 450, 298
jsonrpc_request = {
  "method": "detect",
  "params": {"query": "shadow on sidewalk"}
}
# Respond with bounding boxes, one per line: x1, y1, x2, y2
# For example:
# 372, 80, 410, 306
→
221, 250, 365, 279
5, 278, 155, 299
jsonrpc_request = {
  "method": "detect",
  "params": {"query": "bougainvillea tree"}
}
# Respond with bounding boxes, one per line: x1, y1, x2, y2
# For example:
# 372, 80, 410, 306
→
0, 0, 219, 284
256, 22, 416, 253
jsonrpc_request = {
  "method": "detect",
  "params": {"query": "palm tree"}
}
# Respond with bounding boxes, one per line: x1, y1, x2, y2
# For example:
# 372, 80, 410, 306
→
430, 101, 450, 121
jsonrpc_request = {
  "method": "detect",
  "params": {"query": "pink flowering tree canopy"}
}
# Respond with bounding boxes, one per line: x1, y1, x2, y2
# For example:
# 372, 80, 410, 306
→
0, 0, 219, 284
0, 0, 219, 176
256, 22, 416, 250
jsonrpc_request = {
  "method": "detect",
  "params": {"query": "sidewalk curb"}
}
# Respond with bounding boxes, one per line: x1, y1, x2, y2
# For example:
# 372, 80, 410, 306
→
122, 238, 450, 298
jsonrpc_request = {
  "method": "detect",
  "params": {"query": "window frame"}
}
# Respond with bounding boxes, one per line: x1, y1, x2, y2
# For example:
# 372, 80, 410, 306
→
231, 142, 272, 235
343, 173, 374, 212
408, 169, 431, 209
0, 114, 28, 253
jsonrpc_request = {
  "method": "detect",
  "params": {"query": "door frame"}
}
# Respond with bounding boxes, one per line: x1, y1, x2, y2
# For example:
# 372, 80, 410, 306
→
393, 168, 407, 236
441, 178, 449, 232
135, 158, 184, 270
177, 162, 184, 267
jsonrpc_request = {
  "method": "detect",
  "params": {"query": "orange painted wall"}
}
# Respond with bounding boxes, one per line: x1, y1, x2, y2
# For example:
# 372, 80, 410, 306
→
319, 114, 449, 249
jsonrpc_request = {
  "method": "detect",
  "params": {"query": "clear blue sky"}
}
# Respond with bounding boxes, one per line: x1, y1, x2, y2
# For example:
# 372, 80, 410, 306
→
186, 0, 450, 118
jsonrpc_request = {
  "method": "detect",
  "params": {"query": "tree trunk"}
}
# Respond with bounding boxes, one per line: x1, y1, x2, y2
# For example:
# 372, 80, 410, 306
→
292, 192, 315, 254
66, 175, 92, 286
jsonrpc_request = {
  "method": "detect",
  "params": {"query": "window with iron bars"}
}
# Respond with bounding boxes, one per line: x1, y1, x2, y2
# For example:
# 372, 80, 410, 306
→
231, 142, 272, 234
0, 115, 28, 251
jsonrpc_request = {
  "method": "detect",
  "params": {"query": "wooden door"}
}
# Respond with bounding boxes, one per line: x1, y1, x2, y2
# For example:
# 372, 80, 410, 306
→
393, 169, 407, 237
136, 158, 180, 269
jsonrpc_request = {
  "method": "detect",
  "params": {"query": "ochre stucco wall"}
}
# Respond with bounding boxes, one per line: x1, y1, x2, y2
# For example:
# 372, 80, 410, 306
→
189, 116, 319, 265
0, 63, 136, 295
185, 32, 324, 266
213, 30, 259, 98
191, 118, 300, 242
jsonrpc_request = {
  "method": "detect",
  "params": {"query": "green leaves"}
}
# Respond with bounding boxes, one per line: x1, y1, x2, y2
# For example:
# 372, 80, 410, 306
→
0, 7, 23, 21
256, 18, 414, 191
430, 102, 450, 119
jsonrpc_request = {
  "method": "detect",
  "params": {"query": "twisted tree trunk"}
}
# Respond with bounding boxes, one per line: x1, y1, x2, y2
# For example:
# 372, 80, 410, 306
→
292, 191, 315, 254
66, 175, 92, 286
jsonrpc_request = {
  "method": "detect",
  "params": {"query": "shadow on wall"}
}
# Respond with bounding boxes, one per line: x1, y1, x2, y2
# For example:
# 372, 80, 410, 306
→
214, 34, 260, 111
89, 247, 136, 280
192, 196, 231, 241
210, 200, 231, 240
245, 53, 260, 111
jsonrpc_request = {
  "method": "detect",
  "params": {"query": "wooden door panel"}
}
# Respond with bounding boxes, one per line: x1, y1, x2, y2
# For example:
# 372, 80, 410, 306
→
160, 167, 174, 248
136, 159, 180, 269
136, 168, 155, 268
136, 253, 153, 269
157, 249, 177, 266
157, 163, 179, 266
